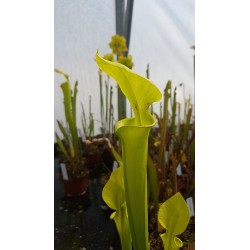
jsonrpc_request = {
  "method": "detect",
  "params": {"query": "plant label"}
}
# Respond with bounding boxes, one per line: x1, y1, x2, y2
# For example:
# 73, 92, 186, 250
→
176, 163, 182, 176
60, 163, 69, 180
186, 197, 195, 217
165, 150, 169, 163
188, 130, 192, 140
112, 161, 118, 171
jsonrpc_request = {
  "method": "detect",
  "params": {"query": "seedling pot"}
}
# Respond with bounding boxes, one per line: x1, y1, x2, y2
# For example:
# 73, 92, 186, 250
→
62, 175, 88, 196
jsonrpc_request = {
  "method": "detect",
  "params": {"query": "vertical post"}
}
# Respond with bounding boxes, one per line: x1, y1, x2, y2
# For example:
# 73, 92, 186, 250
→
115, 0, 126, 120
115, 0, 125, 36
124, 0, 134, 50
115, 0, 134, 120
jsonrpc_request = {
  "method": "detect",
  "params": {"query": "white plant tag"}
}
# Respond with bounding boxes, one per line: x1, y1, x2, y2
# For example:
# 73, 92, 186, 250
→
60, 163, 69, 180
186, 197, 195, 217
176, 163, 182, 176
188, 130, 192, 140
165, 150, 169, 163
112, 161, 118, 171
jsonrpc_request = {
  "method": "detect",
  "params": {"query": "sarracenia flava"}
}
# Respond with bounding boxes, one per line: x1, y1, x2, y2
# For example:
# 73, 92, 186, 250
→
96, 52, 190, 250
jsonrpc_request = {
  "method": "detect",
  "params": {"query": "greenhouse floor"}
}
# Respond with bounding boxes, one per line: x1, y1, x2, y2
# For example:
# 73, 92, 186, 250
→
54, 158, 195, 250
54, 159, 121, 250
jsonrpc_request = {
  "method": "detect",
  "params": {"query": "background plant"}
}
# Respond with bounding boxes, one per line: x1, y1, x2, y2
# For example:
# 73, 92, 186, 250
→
98, 67, 114, 138
146, 81, 195, 248
81, 96, 95, 140
96, 53, 191, 250
149, 81, 195, 203
55, 69, 86, 178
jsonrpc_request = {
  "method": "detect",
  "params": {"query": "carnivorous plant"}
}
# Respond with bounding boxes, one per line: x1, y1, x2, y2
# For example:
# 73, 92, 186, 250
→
96, 53, 190, 250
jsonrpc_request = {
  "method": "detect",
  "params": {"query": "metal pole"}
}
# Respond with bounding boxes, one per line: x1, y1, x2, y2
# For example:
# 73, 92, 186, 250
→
115, 0, 134, 120
115, 0, 126, 120
124, 0, 134, 50
115, 0, 125, 36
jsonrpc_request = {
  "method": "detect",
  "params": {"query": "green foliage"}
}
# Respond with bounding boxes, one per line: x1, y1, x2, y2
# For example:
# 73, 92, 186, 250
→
102, 165, 132, 250
147, 155, 159, 212
55, 69, 85, 177
98, 70, 113, 138
96, 53, 161, 126
153, 82, 195, 202
158, 192, 190, 250
97, 52, 161, 250
157, 81, 172, 189
96, 53, 192, 250
81, 96, 95, 140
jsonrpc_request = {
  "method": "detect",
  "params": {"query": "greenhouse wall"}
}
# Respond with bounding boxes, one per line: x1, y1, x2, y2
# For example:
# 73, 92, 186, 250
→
54, 0, 195, 138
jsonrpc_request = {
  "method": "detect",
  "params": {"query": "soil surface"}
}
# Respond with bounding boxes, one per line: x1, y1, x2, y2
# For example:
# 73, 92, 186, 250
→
54, 158, 195, 249
54, 159, 121, 250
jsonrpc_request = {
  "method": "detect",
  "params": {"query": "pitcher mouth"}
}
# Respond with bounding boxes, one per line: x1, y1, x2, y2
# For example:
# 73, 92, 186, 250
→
115, 116, 156, 132
174, 236, 183, 247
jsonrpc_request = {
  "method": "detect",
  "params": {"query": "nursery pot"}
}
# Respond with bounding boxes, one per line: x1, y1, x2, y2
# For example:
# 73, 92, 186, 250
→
62, 175, 88, 197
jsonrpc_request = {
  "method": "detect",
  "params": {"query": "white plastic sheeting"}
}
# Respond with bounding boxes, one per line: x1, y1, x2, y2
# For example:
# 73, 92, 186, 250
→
54, 0, 194, 137
130, 0, 195, 102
